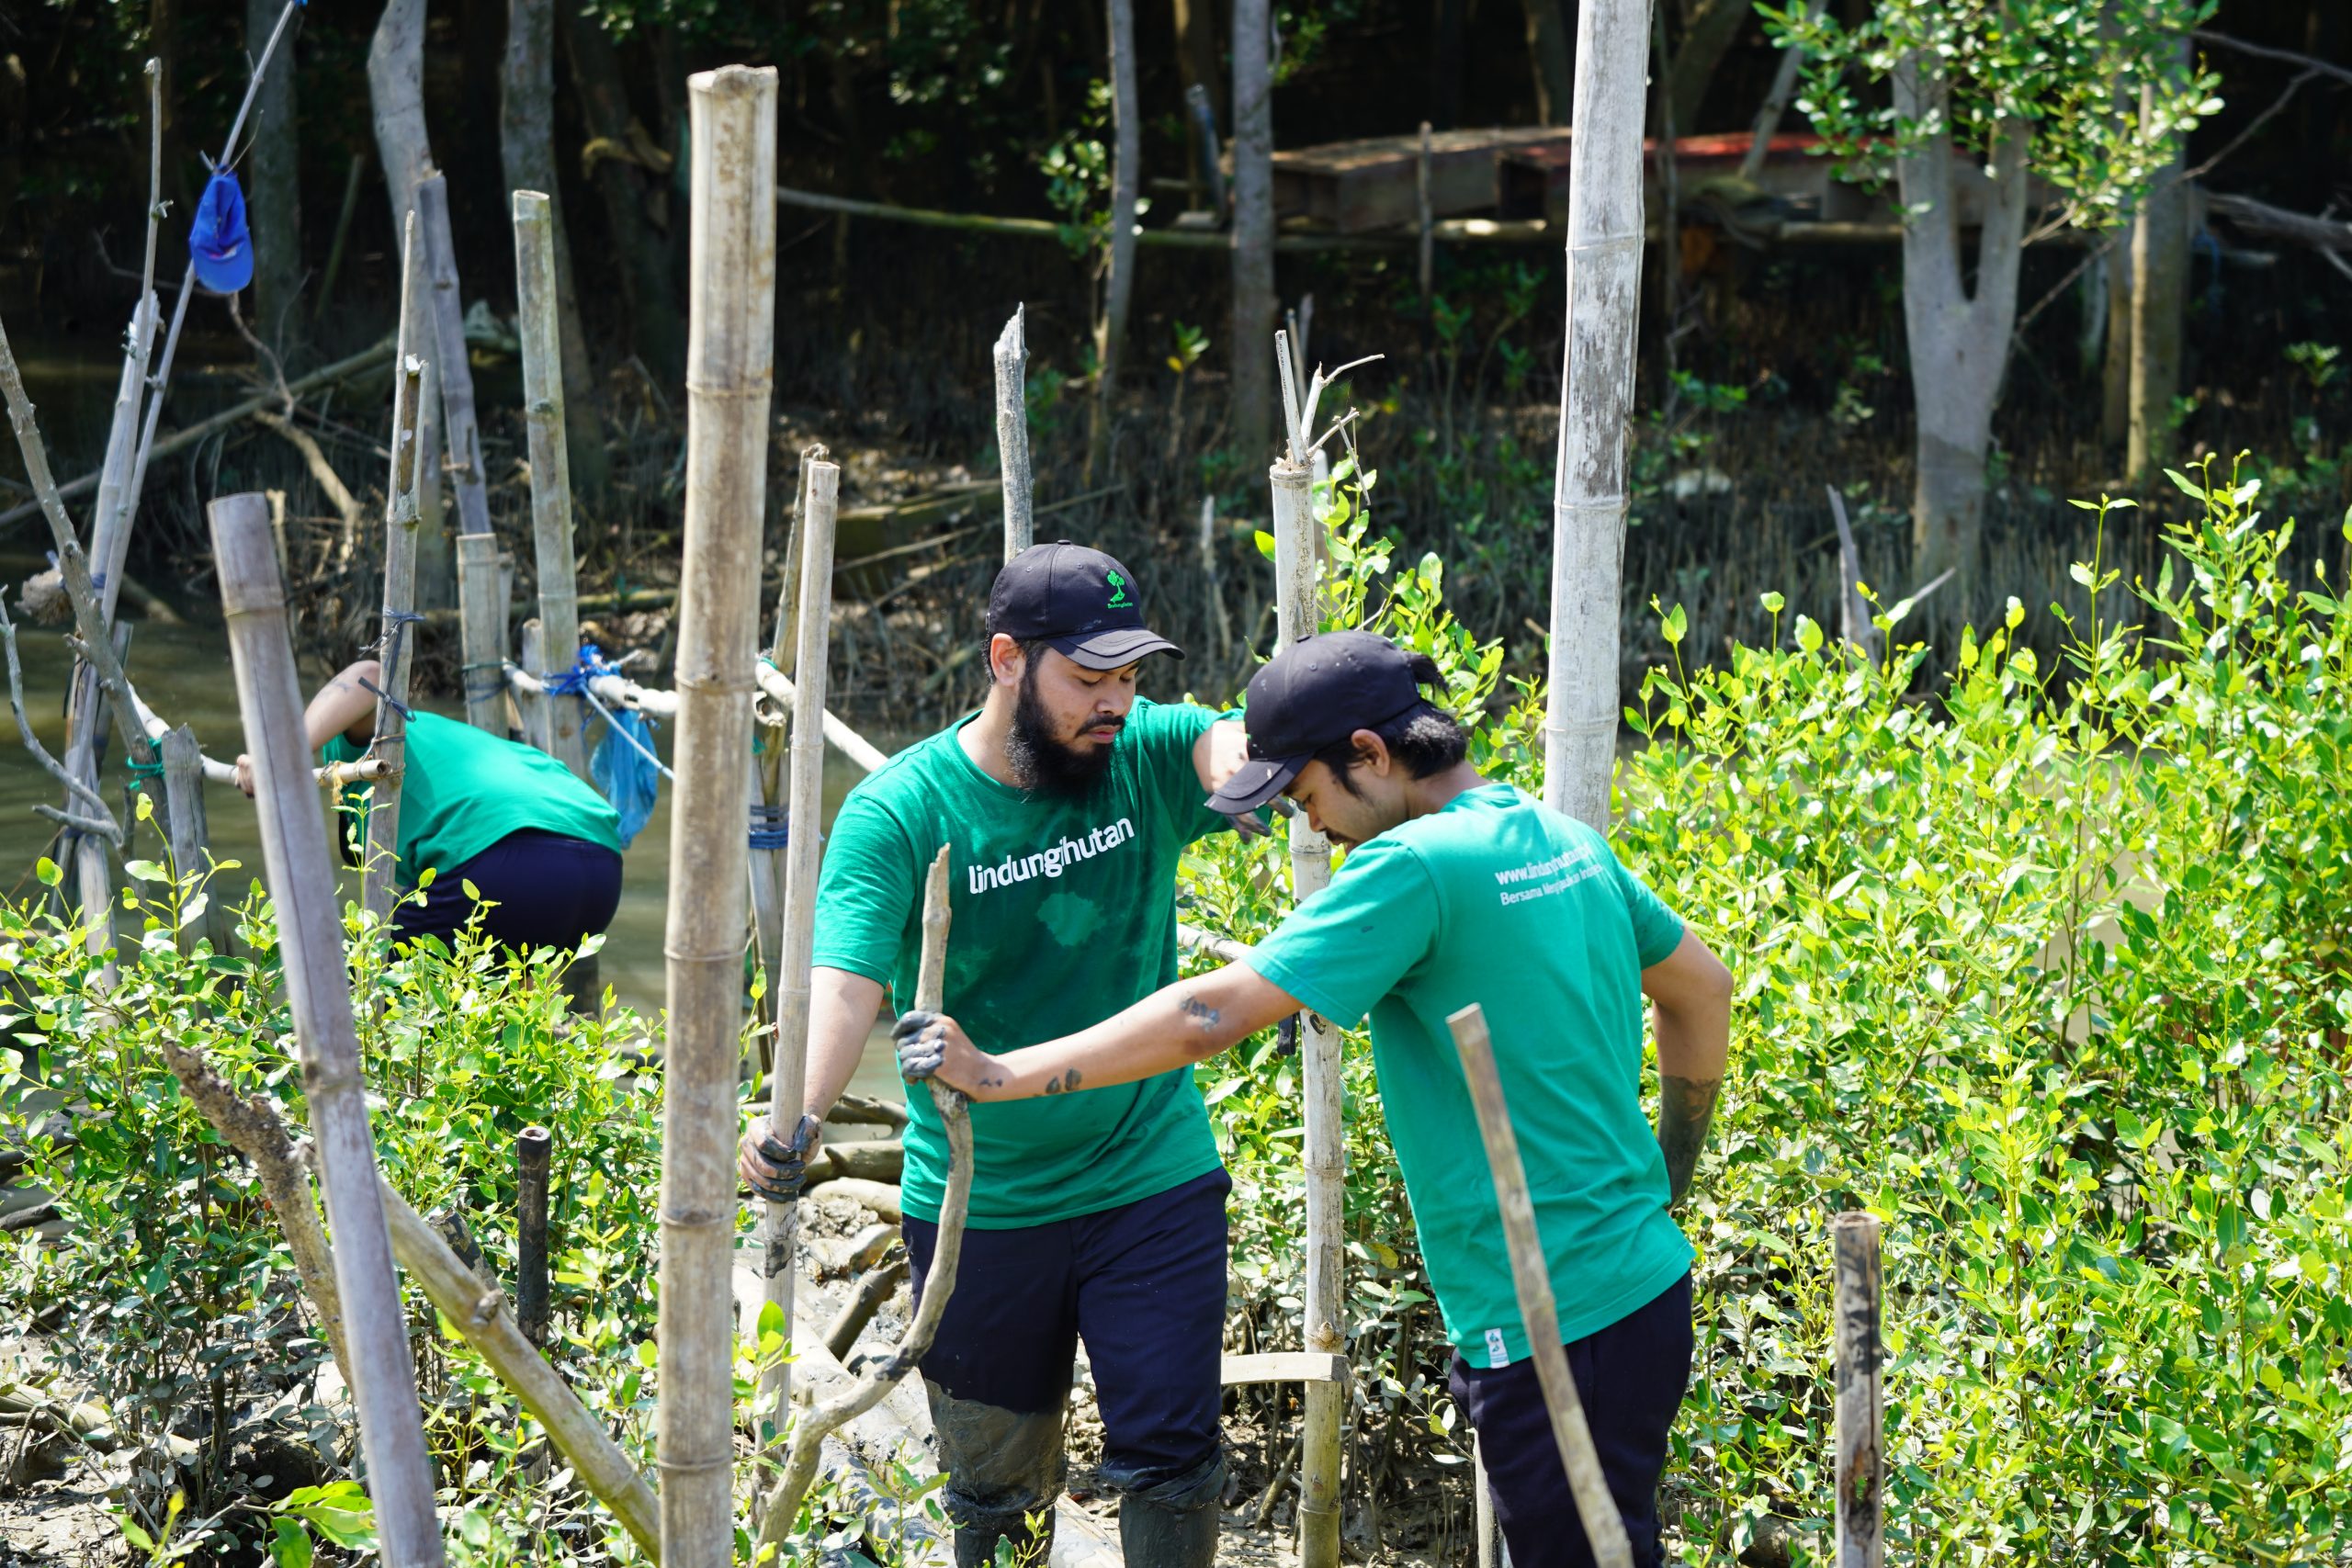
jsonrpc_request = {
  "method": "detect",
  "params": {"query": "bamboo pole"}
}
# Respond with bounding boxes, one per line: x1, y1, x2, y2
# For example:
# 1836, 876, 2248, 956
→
1268, 374, 1344, 1568
457, 532, 506, 731
160, 724, 229, 954
751, 451, 819, 1032
363, 218, 430, 925
514, 189, 588, 777
1833, 1212, 1884, 1568
658, 63, 777, 1568
1443, 1003, 1632, 1568
754, 846, 974, 1554
208, 491, 443, 1568
994, 308, 1033, 560
757, 455, 841, 1439
517, 1125, 553, 1346
752, 664, 889, 773
516, 621, 553, 751
415, 174, 493, 545
1540, 0, 1649, 830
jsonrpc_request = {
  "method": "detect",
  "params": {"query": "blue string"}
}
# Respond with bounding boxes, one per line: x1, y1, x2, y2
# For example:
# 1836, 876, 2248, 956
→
541, 641, 621, 697
749, 802, 789, 851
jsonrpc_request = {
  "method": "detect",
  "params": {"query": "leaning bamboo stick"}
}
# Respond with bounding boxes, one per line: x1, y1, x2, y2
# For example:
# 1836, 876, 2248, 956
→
752, 663, 889, 773
1444, 1004, 1631, 1568
1541, 0, 1649, 830
1269, 372, 1345, 1568
514, 190, 588, 778
457, 531, 506, 731
363, 216, 430, 925
209, 491, 443, 1567
415, 174, 494, 546
758, 455, 842, 1439
1833, 1212, 1884, 1567
754, 846, 974, 1553
993, 308, 1033, 560
660, 63, 777, 1568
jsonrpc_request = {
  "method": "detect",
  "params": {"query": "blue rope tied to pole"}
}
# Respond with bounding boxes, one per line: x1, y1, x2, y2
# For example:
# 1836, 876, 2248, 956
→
749, 801, 789, 850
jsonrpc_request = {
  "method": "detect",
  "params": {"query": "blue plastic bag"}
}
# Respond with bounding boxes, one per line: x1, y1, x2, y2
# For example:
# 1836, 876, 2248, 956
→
591, 709, 662, 849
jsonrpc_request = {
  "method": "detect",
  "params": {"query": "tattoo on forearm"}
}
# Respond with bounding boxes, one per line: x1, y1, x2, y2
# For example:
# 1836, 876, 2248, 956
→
1179, 993, 1222, 1032
1041, 1068, 1082, 1096
1657, 1073, 1723, 1206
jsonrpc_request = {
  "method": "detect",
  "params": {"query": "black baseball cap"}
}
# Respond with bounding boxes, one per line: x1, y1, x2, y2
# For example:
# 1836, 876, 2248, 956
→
987, 541, 1184, 671
1208, 630, 1432, 816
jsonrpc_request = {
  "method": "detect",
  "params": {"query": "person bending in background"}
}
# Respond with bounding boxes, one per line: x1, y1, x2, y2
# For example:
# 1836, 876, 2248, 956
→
739, 541, 1253, 1568
897, 629, 1734, 1568
235, 658, 624, 954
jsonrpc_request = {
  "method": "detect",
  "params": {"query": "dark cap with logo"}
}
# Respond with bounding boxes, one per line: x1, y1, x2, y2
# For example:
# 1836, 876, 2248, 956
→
1207, 630, 1433, 816
988, 540, 1183, 671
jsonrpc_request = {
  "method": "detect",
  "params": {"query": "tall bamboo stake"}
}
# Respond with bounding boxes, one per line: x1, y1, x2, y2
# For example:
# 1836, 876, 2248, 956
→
1833, 1212, 1884, 1567
1269, 367, 1344, 1568
658, 63, 777, 1568
994, 308, 1033, 560
755, 846, 973, 1553
415, 173, 494, 546
516, 621, 553, 751
1444, 1004, 1632, 1568
1540, 0, 1649, 830
209, 491, 442, 1567
159, 723, 227, 954
750, 450, 820, 1025
457, 532, 506, 731
757, 455, 841, 1439
514, 189, 588, 777
362, 217, 430, 925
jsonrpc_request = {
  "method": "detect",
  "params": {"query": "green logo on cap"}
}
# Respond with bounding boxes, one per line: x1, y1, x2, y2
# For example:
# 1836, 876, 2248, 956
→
1105, 569, 1132, 608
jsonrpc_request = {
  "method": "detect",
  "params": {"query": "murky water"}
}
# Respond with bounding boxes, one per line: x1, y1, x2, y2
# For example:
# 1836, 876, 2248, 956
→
0, 559, 915, 1100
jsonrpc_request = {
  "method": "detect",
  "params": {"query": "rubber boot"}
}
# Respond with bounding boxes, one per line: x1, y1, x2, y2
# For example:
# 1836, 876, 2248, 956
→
925, 1382, 1067, 1567
1113, 1452, 1225, 1568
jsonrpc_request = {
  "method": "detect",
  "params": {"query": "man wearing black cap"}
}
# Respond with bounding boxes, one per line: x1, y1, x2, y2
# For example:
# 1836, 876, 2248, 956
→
739, 542, 1249, 1567
896, 629, 1734, 1568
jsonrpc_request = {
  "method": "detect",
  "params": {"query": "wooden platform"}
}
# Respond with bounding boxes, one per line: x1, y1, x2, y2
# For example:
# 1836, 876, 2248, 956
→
1271, 126, 1573, 232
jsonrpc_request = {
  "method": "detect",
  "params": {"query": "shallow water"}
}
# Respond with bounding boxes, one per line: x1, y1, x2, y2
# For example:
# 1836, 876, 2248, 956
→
0, 567, 915, 1100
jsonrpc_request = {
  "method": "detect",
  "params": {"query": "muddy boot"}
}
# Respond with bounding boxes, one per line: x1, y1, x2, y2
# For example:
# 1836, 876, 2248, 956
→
926, 1383, 1067, 1567
1113, 1453, 1225, 1568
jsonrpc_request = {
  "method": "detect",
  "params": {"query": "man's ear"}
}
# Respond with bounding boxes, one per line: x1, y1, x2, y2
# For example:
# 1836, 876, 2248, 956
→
988, 633, 1026, 687
1352, 728, 1394, 776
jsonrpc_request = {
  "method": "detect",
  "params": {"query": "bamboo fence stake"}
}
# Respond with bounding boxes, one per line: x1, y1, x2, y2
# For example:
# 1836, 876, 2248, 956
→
994, 308, 1033, 560
754, 846, 974, 1553
1541, 0, 1649, 830
758, 455, 841, 1440
457, 531, 506, 730
1833, 1212, 1884, 1567
415, 174, 493, 546
209, 491, 442, 1567
1270, 391, 1344, 1568
751, 449, 820, 1033
1445, 1003, 1633, 1568
517, 1125, 553, 1346
659, 63, 777, 1568
514, 189, 588, 777
362, 219, 429, 925
1198, 496, 1232, 663
160, 724, 228, 954
1418, 121, 1436, 300
516, 620, 553, 751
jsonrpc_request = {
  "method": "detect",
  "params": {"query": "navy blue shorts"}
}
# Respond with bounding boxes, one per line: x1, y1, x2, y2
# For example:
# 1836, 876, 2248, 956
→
1449, 1271, 1693, 1568
392, 829, 624, 953
903, 1168, 1231, 1491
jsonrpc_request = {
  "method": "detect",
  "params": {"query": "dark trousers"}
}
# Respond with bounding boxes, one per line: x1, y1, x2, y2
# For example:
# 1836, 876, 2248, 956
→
903, 1168, 1231, 1493
392, 829, 624, 953
1449, 1272, 1693, 1568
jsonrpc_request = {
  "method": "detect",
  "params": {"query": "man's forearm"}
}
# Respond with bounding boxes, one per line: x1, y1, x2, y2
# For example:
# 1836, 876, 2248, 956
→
798, 969, 885, 1121
1654, 1002, 1726, 1206
964, 964, 1297, 1101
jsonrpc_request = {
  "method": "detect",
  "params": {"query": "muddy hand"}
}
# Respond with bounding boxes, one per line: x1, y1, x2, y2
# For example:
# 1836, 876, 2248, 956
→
893, 1010, 947, 1082
894, 1010, 997, 1099
741, 1112, 820, 1202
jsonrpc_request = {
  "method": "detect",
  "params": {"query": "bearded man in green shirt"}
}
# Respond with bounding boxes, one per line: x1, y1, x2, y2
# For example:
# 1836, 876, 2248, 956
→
897, 628, 1733, 1568
738, 541, 1252, 1568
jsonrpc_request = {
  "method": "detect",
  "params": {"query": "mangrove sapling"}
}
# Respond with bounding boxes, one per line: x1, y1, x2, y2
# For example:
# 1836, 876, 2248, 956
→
1543, 0, 1649, 830
362, 217, 430, 926
209, 491, 442, 1566
760, 452, 842, 1439
755, 845, 975, 1556
659, 64, 777, 1568
1444, 1004, 1630, 1568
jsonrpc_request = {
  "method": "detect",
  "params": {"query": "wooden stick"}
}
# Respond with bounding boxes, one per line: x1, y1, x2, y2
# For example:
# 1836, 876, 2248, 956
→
362, 217, 429, 926
457, 531, 506, 730
821, 1256, 909, 1360
1541, 0, 1649, 830
659, 64, 776, 1568
1826, 485, 1878, 664
1270, 433, 1345, 1568
1417, 121, 1435, 299
754, 846, 974, 1553
514, 189, 588, 777
1740, 0, 1826, 184
0, 599, 119, 839
516, 620, 553, 751
1445, 1004, 1632, 1568
517, 1125, 552, 1346
160, 724, 231, 954
752, 662, 888, 773
1833, 1212, 1884, 1567
209, 491, 443, 1567
415, 174, 493, 545
758, 455, 841, 1439
994, 308, 1033, 560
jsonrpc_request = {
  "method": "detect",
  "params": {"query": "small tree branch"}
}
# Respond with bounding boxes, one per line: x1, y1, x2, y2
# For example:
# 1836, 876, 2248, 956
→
0, 599, 121, 835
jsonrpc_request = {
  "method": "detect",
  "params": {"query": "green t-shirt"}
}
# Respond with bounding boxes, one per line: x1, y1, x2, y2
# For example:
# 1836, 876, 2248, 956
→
812, 698, 1230, 1228
325, 711, 623, 885
1246, 782, 1691, 1367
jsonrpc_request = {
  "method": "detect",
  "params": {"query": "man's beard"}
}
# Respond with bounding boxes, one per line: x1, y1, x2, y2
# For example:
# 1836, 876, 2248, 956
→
1005, 662, 1121, 797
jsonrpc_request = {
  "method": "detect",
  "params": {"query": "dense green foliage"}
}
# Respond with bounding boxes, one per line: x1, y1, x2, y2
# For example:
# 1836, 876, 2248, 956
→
1183, 459, 2352, 1561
